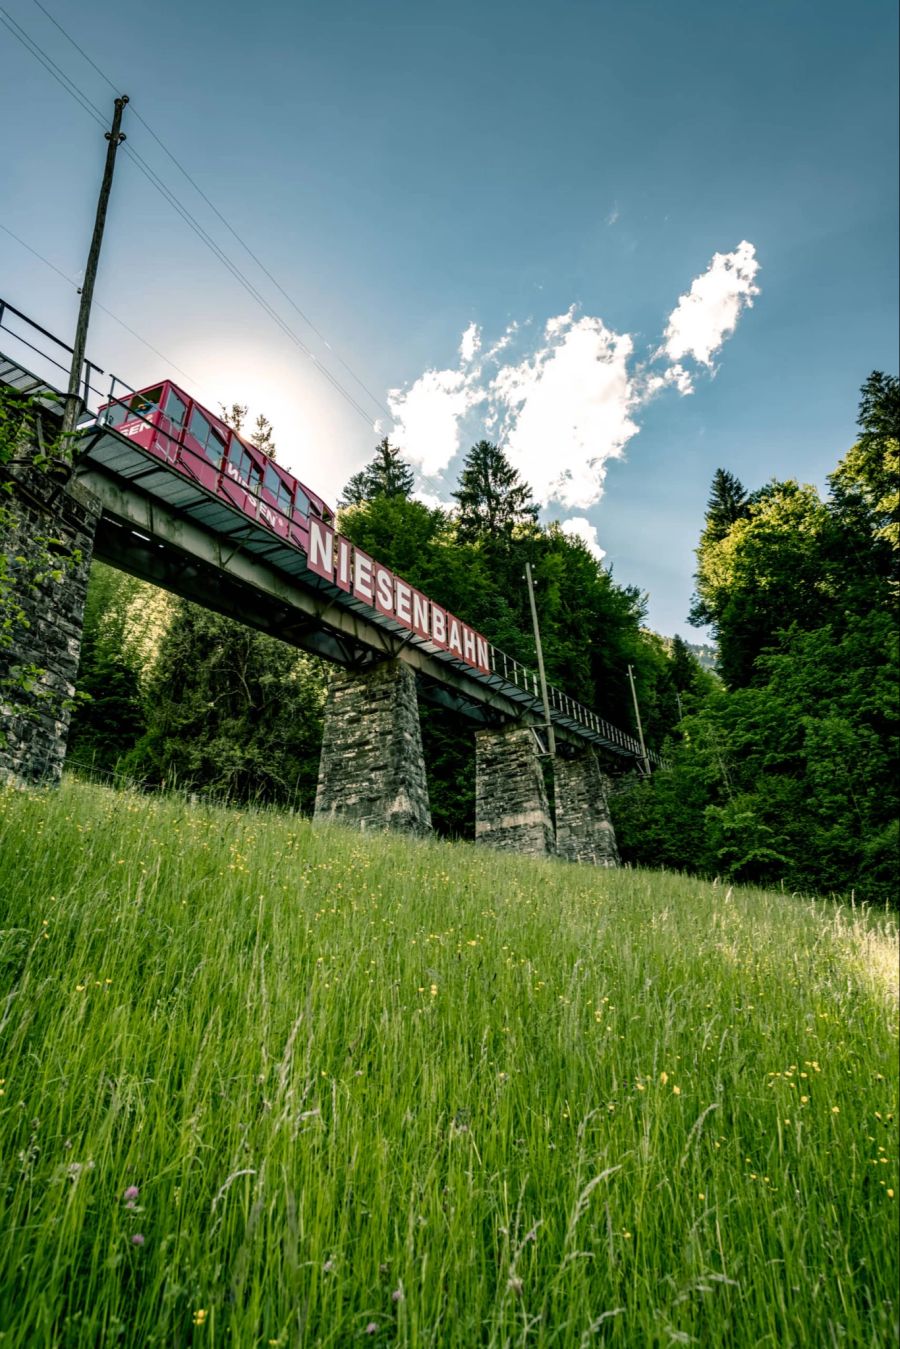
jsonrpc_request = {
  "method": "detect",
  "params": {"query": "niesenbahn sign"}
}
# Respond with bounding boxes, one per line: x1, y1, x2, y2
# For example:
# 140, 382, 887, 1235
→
307, 518, 492, 676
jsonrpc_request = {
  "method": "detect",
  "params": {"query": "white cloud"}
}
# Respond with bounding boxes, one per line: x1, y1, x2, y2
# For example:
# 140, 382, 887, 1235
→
640, 362, 694, 399
411, 486, 446, 512
658, 240, 760, 368
388, 366, 482, 476
384, 240, 759, 510
560, 516, 606, 561
483, 322, 518, 363
492, 309, 639, 508
459, 322, 481, 364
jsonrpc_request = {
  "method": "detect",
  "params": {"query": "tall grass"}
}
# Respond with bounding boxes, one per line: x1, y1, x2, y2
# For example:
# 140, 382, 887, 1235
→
1, 778, 897, 1347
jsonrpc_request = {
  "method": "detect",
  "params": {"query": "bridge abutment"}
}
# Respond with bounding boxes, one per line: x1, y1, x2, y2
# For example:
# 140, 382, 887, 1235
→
0, 464, 101, 788
554, 749, 620, 866
314, 658, 432, 835
474, 725, 555, 857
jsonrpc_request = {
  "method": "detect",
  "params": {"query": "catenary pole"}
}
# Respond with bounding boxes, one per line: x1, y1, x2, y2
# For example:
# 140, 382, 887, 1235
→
62, 94, 129, 437
627, 663, 650, 775
525, 561, 555, 757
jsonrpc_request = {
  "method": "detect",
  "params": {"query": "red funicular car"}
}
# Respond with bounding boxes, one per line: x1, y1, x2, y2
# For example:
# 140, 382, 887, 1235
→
99, 380, 334, 552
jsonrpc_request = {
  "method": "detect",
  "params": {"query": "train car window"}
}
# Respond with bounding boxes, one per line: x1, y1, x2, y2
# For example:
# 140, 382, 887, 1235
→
228, 438, 261, 490
164, 388, 187, 428
228, 439, 246, 476
132, 387, 162, 419
105, 400, 130, 428
189, 407, 211, 446
264, 463, 292, 514
186, 407, 225, 466
206, 425, 226, 466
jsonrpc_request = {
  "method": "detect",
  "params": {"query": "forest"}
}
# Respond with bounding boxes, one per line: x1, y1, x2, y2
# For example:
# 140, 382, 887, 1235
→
64, 372, 898, 905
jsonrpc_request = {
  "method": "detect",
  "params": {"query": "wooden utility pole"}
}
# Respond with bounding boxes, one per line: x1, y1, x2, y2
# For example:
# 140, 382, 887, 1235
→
627, 663, 650, 775
525, 561, 555, 757
62, 94, 129, 437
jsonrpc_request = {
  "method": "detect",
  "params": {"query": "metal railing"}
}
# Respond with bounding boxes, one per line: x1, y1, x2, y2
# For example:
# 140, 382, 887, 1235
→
0, 298, 106, 412
486, 644, 658, 763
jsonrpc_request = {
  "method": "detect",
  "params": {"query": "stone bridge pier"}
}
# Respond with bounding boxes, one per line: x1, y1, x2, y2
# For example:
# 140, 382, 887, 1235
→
474, 725, 556, 857
554, 748, 620, 866
314, 659, 432, 835
315, 671, 620, 866
472, 727, 620, 864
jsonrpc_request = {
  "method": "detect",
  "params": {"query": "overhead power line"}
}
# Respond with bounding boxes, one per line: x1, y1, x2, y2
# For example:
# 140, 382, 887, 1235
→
30, 0, 392, 424
0, 220, 215, 399
2, 2, 394, 430
0, 6, 107, 130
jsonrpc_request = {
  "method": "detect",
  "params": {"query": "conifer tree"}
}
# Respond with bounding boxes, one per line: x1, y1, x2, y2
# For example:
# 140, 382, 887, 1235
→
703, 468, 749, 541
669, 634, 700, 693
341, 437, 415, 506
452, 440, 538, 543
219, 404, 277, 458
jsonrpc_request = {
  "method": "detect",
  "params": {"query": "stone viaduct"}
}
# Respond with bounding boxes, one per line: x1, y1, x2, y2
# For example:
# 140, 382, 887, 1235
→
0, 329, 640, 867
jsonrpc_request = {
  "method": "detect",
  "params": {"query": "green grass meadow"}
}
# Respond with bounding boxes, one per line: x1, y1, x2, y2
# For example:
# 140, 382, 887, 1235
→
1, 779, 897, 1347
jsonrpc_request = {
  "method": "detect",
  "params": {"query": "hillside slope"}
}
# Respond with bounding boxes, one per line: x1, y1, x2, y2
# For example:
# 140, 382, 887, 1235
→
0, 779, 897, 1347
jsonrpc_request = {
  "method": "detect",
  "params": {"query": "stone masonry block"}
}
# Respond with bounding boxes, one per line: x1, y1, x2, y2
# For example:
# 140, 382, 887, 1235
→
314, 659, 432, 836
1, 463, 101, 789
475, 725, 555, 857
554, 749, 620, 867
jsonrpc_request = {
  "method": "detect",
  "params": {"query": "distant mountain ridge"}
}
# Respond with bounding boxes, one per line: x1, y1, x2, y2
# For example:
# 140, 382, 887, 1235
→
684, 640, 717, 673
651, 632, 718, 674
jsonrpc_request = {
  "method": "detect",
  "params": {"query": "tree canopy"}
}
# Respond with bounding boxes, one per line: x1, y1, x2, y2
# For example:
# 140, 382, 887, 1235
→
615, 370, 899, 903
452, 440, 539, 544
340, 437, 415, 506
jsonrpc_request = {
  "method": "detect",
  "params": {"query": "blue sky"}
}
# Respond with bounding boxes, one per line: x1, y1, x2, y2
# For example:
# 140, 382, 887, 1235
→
1, 0, 897, 637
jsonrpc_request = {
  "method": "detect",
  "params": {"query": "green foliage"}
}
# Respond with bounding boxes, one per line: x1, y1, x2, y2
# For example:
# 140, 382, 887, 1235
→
66, 565, 162, 773
1, 777, 897, 1347
124, 600, 326, 809
622, 373, 899, 903
341, 436, 415, 505
829, 371, 899, 563
692, 478, 834, 688
703, 467, 749, 543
